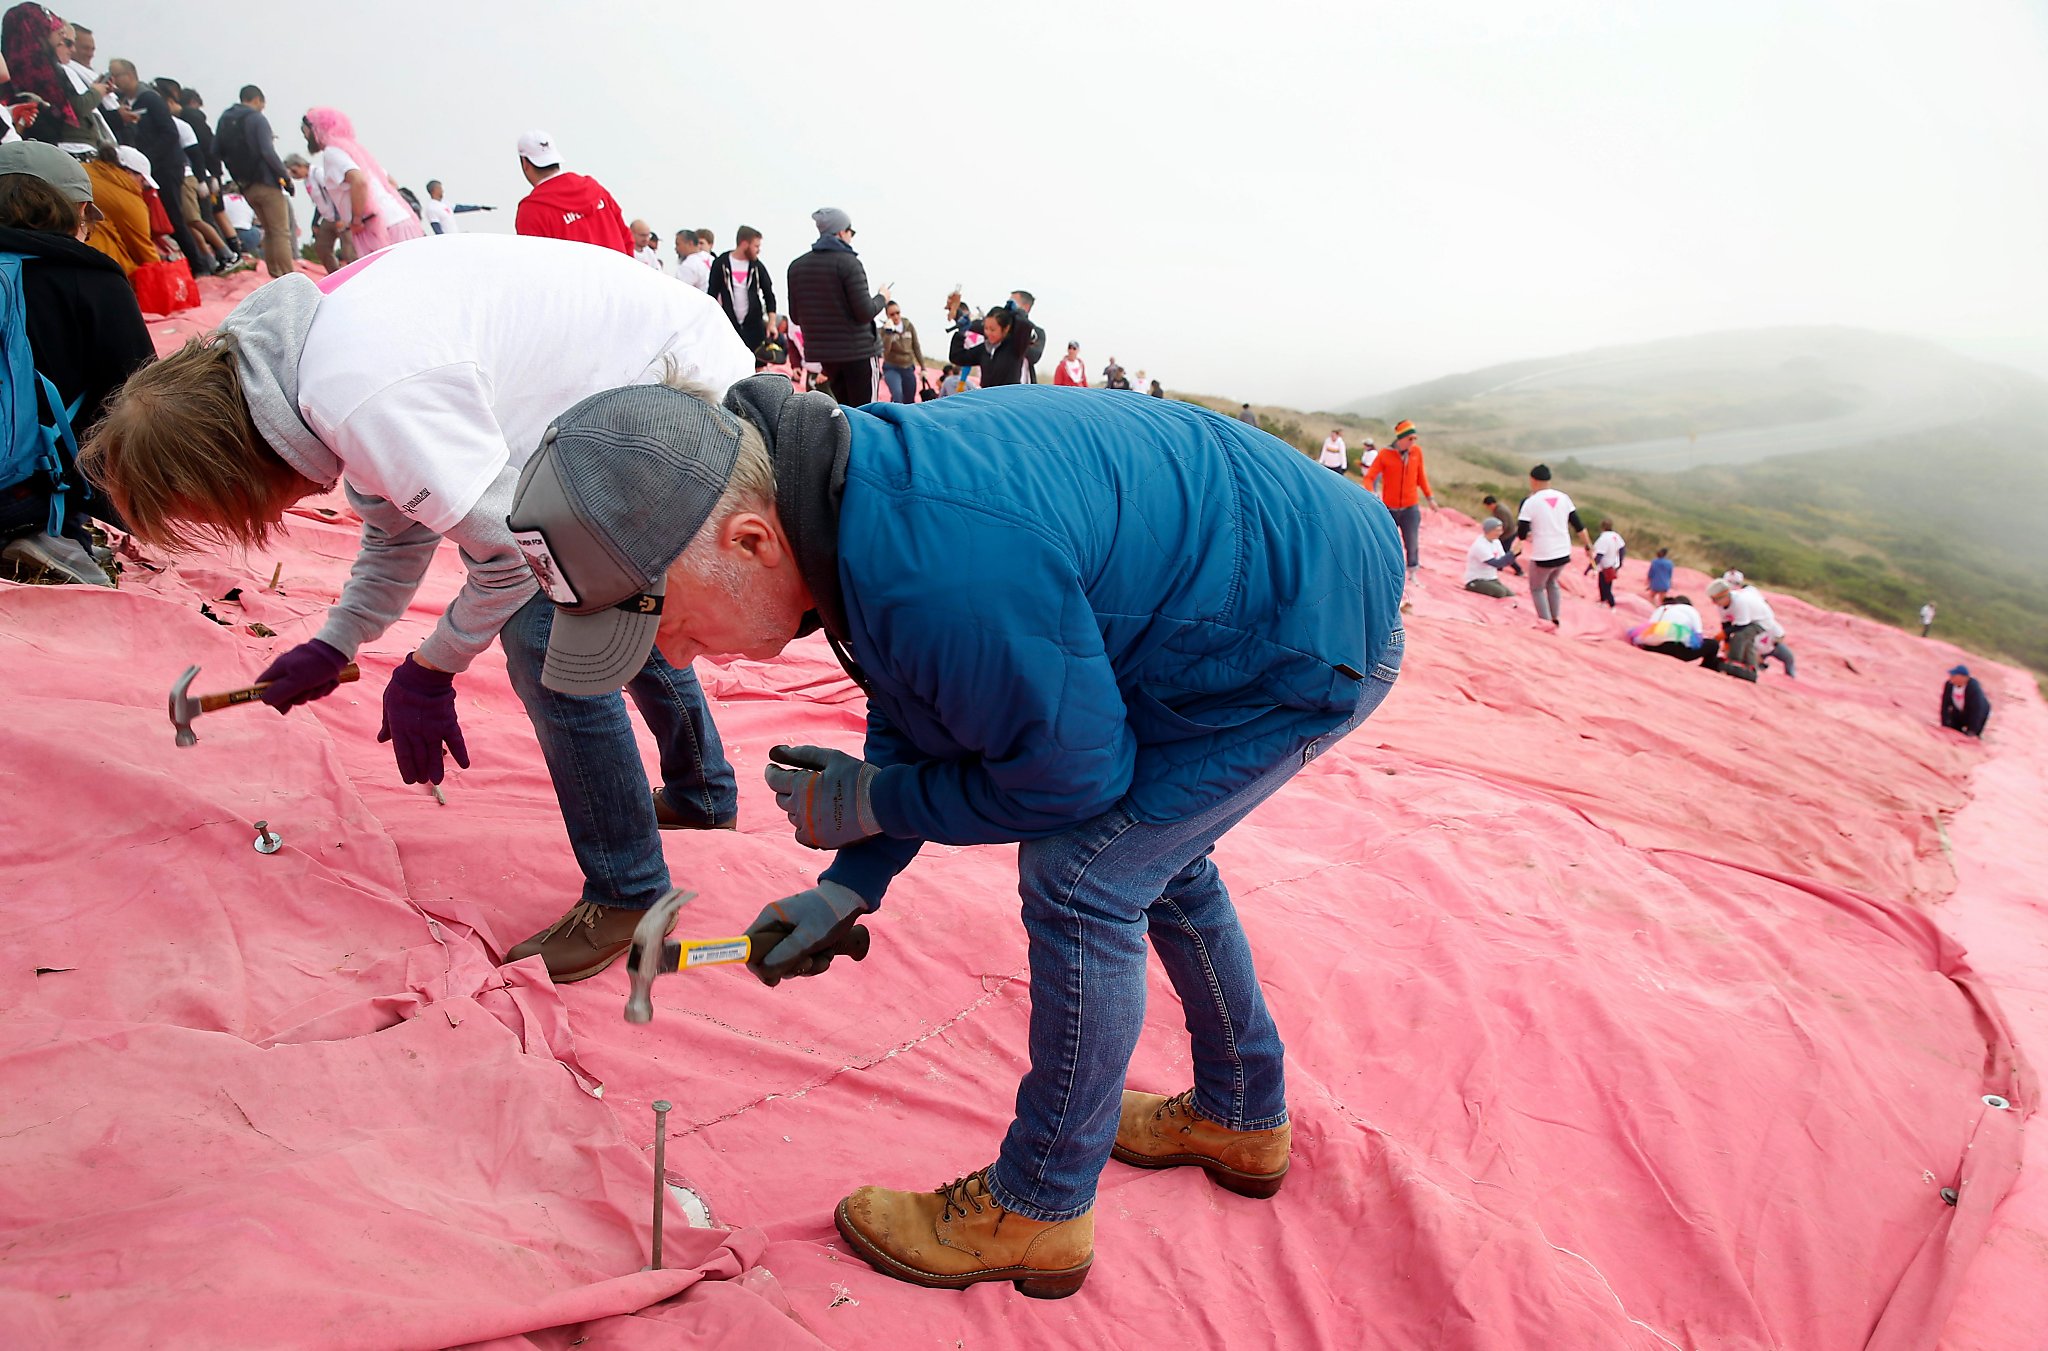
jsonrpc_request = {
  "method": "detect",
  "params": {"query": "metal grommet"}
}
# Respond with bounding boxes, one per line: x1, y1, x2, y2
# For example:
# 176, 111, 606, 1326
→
1940, 1187, 1958, 1206
1983, 1095, 2011, 1111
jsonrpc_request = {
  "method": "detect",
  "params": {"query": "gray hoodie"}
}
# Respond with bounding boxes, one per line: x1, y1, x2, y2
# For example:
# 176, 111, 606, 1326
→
221, 277, 537, 674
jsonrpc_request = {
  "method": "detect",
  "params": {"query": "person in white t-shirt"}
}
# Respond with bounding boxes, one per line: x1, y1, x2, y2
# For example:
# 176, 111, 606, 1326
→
1919, 601, 1936, 638
298, 106, 425, 258
678, 227, 713, 291
1515, 463, 1596, 627
1463, 518, 1515, 598
420, 180, 459, 234
630, 218, 664, 271
1590, 519, 1626, 607
1319, 430, 1348, 473
708, 226, 776, 351
80, 235, 756, 984
219, 188, 258, 254
1706, 577, 1794, 679
1630, 595, 1721, 670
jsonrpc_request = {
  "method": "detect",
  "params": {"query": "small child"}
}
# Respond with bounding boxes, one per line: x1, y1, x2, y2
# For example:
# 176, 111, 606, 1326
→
1647, 547, 1673, 605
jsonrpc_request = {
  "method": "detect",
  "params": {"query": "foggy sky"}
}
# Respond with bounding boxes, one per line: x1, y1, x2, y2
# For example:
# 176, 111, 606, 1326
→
92, 0, 2048, 410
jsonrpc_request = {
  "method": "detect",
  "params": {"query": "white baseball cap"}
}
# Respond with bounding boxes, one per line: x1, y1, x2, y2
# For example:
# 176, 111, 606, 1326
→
516, 129, 560, 168
116, 144, 157, 190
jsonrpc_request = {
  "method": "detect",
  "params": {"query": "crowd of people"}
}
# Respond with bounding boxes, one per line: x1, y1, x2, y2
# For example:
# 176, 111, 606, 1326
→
1327, 419, 1988, 725
0, 11, 1999, 1303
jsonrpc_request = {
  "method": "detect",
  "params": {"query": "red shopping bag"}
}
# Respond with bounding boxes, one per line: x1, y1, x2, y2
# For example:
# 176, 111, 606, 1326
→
131, 259, 199, 316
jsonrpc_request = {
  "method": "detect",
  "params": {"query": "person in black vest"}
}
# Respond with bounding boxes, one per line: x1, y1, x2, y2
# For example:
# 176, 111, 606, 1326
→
1940, 665, 1991, 738
785, 207, 887, 405
709, 224, 776, 351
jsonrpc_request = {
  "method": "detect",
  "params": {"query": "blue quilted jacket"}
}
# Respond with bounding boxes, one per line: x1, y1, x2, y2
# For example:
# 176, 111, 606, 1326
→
819, 386, 1404, 902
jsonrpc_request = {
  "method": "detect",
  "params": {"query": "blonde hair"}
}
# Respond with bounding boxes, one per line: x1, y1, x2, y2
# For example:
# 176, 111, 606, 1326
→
77, 336, 300, 551
657, 363, 777, 567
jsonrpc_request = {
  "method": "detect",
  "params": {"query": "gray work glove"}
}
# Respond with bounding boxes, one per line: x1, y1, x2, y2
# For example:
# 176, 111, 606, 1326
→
764, 744, 881, 850
744, 881, 873, 986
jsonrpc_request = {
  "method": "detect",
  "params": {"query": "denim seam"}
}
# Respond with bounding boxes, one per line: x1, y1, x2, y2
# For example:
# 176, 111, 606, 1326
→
1160, 893, 1248, 1128
640, 662, 717, 820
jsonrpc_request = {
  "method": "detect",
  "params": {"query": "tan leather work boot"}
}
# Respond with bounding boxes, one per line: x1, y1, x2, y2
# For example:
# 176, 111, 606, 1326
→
651, 789, 737, 832
1112, 1089, 1291, 1198
834, 1166, 1093, 1299
505, 900, 675, 983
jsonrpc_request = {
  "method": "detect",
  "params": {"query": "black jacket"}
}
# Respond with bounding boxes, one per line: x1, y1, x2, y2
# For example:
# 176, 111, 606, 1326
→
786, 238, 883, 364
949, 315, 1035, 388
178, 107, 222, 181
1, 227, 154, 532
1940, 677, 1991, 737
709, 250, 777, 350
216, 103, 289, 189
3, 226, 154, 431
119, 88, 184, 175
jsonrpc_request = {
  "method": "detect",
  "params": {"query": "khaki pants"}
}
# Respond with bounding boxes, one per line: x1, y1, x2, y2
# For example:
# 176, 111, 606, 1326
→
241, 182, 297, 280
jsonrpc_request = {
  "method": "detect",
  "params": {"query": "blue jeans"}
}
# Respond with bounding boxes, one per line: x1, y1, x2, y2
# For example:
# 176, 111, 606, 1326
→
499, 592, 738, 910
882, 363, 918, 405
986, 630, 1404, 1221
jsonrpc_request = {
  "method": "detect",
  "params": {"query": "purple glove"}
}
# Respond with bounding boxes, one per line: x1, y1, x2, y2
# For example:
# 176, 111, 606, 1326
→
255, 638, 349, 713
377, 655, 469, 785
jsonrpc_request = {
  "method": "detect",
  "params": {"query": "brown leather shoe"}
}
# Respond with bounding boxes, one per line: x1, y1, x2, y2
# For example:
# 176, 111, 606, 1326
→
651, 789, 737, 832
834, 1166, 1093, 1299
1112, 1089, 1291, 1198
505, 900, 675, 984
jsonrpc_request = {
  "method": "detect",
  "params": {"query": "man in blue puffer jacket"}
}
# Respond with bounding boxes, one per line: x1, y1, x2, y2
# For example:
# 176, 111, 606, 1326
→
506, 376, 1406, 1299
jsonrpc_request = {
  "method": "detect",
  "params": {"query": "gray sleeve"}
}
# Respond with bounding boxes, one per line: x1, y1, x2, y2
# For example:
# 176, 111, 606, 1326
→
412, 467, 538, 673
313, 485, 442, 660
313, 472, 537, 674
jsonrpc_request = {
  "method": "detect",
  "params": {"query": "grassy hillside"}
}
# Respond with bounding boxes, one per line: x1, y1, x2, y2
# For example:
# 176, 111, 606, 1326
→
1184, 356, 2048, 681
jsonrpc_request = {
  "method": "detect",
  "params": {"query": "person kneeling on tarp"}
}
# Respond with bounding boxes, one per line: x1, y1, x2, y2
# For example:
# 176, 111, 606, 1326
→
1941, 664, 1991, 738
1627, 595, 1721, 670
505, 378, 1407, 1299
1707, 575, 1792, 681
80, 234, 754, 981
1463, 517, 1515, 597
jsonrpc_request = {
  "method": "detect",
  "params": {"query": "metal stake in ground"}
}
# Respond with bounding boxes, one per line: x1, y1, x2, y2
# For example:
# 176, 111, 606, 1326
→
650, 1100, 673, 1269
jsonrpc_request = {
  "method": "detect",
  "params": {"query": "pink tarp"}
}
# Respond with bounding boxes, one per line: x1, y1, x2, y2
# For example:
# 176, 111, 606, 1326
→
1, 285, 2041, 1347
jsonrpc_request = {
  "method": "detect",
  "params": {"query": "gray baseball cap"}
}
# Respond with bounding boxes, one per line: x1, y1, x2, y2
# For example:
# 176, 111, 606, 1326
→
0, 141, 94, 206
506, 384, 743, 695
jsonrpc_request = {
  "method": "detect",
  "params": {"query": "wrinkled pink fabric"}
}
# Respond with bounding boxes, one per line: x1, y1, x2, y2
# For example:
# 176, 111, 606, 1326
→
0, 290, 2040, 1347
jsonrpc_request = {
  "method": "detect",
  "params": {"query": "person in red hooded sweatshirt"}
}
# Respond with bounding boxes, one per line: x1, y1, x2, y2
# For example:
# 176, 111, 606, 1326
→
511, 129, 630, 254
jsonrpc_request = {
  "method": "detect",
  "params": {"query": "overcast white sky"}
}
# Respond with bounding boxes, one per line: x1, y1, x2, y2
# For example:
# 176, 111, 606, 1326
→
95, 0, 2048, 409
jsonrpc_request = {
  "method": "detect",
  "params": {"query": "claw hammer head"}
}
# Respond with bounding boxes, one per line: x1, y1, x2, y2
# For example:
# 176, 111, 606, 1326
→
624, 888, 696, 1024
169, 665, 202, 748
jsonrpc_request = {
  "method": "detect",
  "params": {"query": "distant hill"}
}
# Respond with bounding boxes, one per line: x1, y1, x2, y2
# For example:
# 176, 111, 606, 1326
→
1343, 327, 2031, 473
1239, 328, 2048, 678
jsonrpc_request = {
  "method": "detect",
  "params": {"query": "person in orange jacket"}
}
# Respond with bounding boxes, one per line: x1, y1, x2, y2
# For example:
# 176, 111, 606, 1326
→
1361, 419, 1437, 578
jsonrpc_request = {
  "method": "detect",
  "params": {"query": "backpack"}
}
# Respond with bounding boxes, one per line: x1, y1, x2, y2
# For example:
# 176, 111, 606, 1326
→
0, 252, 82, 539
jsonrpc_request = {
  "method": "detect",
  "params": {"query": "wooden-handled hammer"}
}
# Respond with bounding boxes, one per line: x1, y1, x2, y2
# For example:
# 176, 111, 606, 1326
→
168, 662, 361, 747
